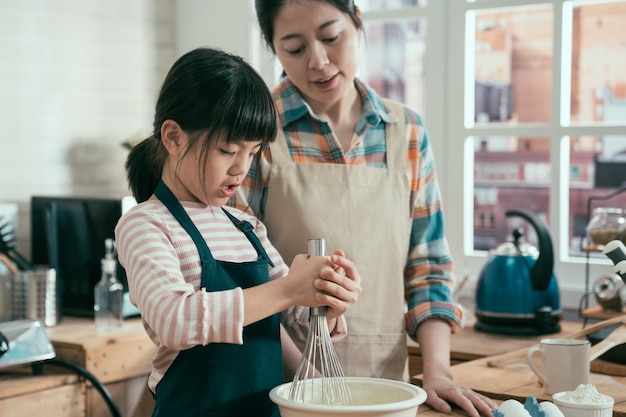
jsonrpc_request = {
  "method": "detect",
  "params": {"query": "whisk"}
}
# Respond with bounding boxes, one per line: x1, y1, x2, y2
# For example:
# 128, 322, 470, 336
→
288, 238, 352, 405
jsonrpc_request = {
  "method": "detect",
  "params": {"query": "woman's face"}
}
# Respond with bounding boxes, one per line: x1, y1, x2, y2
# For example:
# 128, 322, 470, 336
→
272, 0, 361, 108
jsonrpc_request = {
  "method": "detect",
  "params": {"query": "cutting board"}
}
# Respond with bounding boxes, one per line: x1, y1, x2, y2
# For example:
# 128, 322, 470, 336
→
413, 357, 626, 417
592, 358, 626, 376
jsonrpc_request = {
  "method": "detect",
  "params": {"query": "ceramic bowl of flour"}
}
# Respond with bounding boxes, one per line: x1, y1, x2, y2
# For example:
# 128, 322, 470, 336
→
552, 384, 613, 417
269, 377, 427, 417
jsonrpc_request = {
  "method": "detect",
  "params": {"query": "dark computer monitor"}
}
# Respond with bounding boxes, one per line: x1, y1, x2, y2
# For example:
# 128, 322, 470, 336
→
30, 196, 129, 317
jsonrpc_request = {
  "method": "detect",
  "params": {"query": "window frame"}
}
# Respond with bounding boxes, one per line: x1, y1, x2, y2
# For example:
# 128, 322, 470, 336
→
446, 0, 626, 310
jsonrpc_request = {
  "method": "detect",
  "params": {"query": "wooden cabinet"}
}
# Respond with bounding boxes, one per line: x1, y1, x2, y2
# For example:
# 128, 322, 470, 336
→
0, 317, 156, 417
46, 317, 156, 417
0, 373, 84, 417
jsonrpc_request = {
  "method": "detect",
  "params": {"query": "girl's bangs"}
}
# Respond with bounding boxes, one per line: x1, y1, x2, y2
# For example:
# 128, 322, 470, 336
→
222, 73, 277, 146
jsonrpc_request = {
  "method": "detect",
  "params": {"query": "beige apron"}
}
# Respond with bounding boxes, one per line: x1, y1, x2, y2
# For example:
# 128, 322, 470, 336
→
263, 100, 412, 381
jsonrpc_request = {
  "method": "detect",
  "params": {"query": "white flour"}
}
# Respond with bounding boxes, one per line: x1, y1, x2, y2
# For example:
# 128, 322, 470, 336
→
557, 384, 613, 404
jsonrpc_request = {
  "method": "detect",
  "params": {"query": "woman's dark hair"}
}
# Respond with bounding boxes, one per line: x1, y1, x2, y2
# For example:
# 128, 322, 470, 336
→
126, 47, 277, 210
255, 0, 362, 53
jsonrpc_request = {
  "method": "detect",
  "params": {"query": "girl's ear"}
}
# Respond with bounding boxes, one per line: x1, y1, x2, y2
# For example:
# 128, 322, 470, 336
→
161, 120, 186, 155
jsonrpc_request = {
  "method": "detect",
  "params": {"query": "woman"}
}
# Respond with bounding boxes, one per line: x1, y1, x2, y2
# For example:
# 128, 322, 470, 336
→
233, 1, 498, 416
116, 47, 361, 416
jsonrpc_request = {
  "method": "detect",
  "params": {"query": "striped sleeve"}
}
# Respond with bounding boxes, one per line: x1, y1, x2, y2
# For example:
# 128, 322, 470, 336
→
252, 217, 311, 342
115, 206, 245, 350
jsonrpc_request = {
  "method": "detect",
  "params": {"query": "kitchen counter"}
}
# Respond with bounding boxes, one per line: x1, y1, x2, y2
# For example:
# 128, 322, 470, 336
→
407, 318, 583, 375
413, 355, 626, 417
0, 372, 84, 417
410, 317, 626, 417
0, 317, 156, 417
2, 316, 620, 417
420, 403, 503, 417
45, 317, 156, 417
411, 317, 626, 417
45, 317, 154, 384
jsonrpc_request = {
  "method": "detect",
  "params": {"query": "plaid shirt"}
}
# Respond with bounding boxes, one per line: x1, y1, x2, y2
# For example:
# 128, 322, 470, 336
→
234, 77, 464, 338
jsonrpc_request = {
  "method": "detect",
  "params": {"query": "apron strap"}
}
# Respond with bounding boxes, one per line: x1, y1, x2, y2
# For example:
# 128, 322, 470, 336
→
221, 208, 274, 268
381, 98, 409, 170
154, 180, 214, 275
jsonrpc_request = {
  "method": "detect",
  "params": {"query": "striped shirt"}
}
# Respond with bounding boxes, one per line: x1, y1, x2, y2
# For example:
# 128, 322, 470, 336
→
234, 77, 464, 340
115, 200, 311, 393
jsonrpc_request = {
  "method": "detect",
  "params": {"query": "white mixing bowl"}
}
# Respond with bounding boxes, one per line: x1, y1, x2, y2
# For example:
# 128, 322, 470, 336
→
269, 377, 427, 417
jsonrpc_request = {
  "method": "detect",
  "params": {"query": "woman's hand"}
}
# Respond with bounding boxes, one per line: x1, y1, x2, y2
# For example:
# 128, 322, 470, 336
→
286, 253, 334, 307
422, 373, 498, 417
418, 319, 498, 417
313, 249, 362, 320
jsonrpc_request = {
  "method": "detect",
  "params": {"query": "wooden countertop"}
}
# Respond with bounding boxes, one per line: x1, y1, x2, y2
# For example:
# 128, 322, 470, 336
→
45, 317, 155, 383
6, 317, 624, 417
408, 319, 583, 361
412, 355, 626, 417
410, 318, 626, 417
419, 403, 506, 417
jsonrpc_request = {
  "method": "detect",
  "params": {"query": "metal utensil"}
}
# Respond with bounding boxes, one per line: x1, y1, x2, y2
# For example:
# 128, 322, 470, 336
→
603, 240, 626, 282
288, 238, 352, 405
0, 217, 33, 271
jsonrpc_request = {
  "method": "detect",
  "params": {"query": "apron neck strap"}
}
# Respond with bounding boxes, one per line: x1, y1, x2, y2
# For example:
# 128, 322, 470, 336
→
154, 180, 215, 266
221, 208, 274, 267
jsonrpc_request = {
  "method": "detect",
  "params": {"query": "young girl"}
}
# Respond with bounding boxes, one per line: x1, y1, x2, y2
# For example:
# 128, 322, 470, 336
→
115, 47, 361, 417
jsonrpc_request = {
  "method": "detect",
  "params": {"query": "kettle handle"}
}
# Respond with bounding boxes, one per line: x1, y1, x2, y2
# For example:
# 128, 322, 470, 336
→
505, 210, 554, 291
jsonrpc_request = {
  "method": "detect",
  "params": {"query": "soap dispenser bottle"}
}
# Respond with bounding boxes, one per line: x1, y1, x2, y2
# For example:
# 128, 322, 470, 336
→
94, 238, 124, 331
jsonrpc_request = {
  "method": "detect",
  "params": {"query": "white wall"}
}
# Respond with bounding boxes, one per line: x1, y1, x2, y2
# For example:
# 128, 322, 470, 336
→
175, 0, 277, 86
0, 0, 274, 260
0, 0, 177, 258
175, 1, 251, 59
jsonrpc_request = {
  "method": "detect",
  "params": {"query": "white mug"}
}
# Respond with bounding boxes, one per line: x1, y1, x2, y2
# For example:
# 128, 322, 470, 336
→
526, 338, 590, 395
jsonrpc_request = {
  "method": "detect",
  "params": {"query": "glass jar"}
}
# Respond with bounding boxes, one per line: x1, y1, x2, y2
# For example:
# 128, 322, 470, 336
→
586, 207, 625, 247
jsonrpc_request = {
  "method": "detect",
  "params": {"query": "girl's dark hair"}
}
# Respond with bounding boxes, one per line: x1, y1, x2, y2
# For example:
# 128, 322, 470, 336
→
255, 0, 362, 53
126, 47, 277, 211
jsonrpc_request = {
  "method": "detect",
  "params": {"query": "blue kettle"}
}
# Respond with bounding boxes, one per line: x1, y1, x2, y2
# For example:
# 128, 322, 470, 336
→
474, 210, 562, 335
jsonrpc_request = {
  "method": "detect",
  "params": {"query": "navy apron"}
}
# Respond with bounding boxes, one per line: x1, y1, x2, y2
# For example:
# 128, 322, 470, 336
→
152, 180, 283, 417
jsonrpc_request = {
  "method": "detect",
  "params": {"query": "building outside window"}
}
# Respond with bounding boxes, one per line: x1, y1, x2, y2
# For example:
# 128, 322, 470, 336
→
353, 0, 626, 309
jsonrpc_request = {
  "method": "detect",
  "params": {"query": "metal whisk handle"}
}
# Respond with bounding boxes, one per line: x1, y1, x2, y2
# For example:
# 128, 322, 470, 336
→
308, 239, 327, 317
308, 238, 325, 257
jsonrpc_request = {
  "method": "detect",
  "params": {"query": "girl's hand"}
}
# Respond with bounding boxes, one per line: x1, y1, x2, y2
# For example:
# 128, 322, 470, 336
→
286, 253, 333, 306
314, 249, 362, 320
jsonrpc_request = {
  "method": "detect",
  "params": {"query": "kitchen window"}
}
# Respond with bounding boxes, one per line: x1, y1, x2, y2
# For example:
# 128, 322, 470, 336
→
353, 0, 626, 309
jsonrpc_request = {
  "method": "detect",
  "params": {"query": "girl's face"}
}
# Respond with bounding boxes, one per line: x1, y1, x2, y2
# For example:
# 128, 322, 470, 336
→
165, 126, 261, 206
272, 0, 361, 108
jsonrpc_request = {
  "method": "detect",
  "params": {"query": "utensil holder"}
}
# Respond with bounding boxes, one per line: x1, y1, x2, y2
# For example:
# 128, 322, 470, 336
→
12, 267, 60, 327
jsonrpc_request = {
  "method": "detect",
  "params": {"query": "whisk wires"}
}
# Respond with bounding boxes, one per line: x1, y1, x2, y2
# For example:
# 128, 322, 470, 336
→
288, 239, 352, 405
